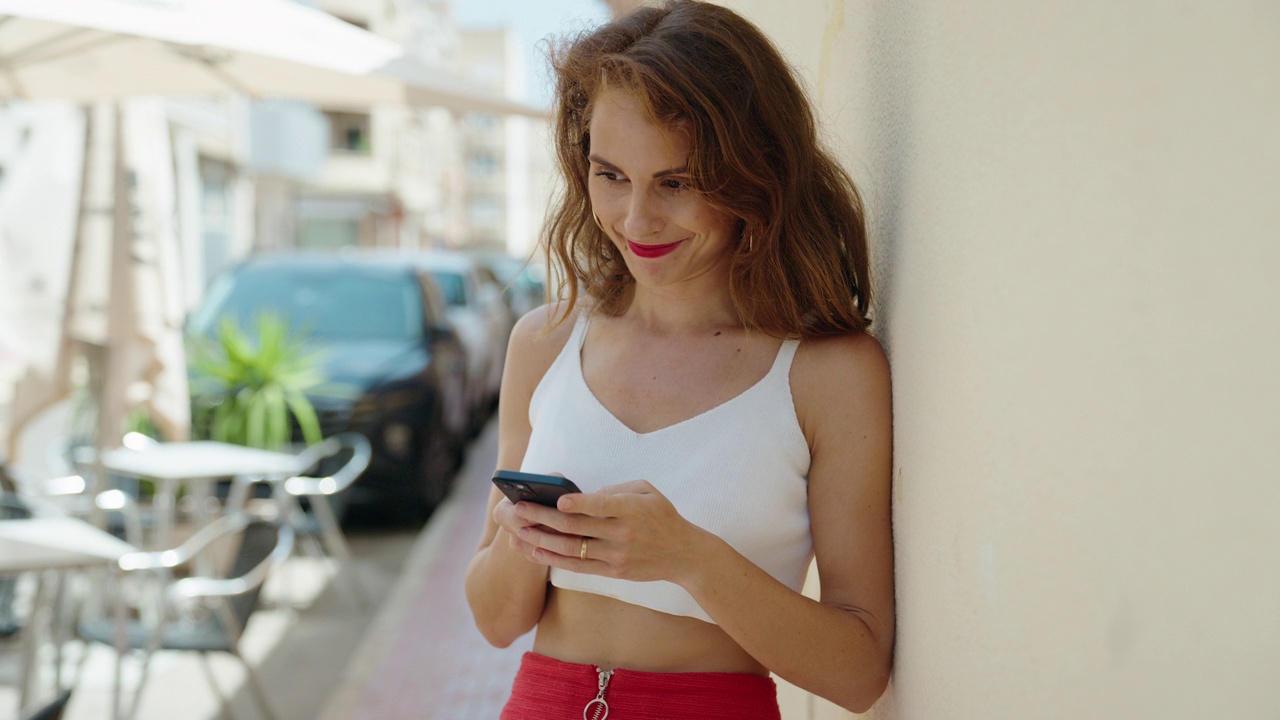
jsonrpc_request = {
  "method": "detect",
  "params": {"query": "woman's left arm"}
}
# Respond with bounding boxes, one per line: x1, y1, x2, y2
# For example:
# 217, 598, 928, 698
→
694, 332, 895, 711
513, 333, 894, 712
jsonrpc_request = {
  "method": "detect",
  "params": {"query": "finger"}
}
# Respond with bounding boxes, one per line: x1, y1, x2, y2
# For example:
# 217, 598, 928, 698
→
557, 486, 650, 517
507, 531, 538, 555
515, 501, 606, 537
493, 501, 519, 527
517, 524, 585, 559
503, 516, 572, 554
594, 479, 653, 495
493, 501, 538, 531
530, 544, 612, 576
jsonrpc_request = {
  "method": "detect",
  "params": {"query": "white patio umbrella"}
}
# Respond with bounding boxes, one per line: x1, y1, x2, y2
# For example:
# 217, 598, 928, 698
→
1, 0, 546, 461
0, 0, 545, 115
0, 103, 86, 465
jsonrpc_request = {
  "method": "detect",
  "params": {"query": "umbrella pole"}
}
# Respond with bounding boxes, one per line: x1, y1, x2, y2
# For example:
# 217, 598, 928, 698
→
58, 106, 92, 422
91, 102, 133, 513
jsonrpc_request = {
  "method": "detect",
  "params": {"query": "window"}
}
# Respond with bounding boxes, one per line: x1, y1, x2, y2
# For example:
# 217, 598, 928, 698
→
324, 111, 372, 154
297, 218, 359, 250
468, 151, 500, 175
190, 266, 424, 342
466, 114, 498, 130
199, 157, 235, 284
428, 271, 469, 308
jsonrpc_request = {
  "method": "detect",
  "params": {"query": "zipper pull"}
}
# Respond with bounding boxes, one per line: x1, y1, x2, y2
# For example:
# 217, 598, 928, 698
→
583, 667, 614, 720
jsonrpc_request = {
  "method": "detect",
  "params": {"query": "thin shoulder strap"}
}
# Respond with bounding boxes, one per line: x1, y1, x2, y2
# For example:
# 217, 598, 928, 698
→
571, 310, 591, 351
770, 339, 802, 378
529, 310, 591, 418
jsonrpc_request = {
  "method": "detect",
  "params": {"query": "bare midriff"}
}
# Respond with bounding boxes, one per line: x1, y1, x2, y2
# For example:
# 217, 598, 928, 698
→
532, 587, 768, 675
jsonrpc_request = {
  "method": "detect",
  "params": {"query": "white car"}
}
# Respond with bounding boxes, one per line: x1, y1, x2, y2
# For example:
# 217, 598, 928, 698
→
412, 252, 514, 432
471, 252, 548, 318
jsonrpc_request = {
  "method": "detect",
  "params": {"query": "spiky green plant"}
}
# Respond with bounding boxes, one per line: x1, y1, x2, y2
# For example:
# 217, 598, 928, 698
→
189, 314, 325, 451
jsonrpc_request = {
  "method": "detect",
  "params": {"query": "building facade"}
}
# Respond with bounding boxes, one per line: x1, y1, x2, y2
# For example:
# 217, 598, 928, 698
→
295, 0, 547, 257
299, 0, 465, 251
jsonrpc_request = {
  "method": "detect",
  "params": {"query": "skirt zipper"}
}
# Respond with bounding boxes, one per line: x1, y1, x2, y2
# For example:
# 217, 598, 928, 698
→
583, 667, 614, 720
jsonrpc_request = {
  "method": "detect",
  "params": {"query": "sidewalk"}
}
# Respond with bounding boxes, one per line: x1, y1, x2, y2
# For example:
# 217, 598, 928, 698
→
319, 417, 532, 719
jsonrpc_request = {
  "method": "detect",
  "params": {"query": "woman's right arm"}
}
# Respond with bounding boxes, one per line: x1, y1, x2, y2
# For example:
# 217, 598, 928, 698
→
464, 305, 576, 648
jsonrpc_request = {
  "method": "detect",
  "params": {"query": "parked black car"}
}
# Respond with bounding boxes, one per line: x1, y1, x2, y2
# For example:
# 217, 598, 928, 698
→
186, 252, 470, 521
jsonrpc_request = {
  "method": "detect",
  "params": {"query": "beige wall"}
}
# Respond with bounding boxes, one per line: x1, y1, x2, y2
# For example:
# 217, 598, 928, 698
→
719, 1, 1280, 718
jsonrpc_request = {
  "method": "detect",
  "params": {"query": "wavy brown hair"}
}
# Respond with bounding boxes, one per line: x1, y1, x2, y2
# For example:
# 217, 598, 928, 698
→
544, 0, 871, 337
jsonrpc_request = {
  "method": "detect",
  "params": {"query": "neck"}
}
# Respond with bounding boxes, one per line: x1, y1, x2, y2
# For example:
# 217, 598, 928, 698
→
624, 270, 740, 335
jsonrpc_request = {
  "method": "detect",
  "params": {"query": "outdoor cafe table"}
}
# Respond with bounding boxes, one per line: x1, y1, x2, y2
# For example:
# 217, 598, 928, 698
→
99, 441, 306, 550
0, 516, 137, 719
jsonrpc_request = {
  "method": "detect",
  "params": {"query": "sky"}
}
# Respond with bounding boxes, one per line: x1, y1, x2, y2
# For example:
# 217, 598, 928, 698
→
451, 0, 610, 108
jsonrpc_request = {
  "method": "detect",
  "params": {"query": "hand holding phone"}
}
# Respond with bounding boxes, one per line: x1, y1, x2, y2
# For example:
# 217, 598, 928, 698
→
492, 470, 582, 508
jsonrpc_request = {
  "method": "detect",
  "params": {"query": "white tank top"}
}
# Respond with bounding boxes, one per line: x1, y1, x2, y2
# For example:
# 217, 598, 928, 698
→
521, 313, 812, 623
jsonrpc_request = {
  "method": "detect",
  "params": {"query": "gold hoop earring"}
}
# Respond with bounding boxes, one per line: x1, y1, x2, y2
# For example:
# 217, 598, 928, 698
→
592, 210, 606, 233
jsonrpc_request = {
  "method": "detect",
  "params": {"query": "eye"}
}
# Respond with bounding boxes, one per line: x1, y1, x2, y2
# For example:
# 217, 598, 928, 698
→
661, 178, 690, 193
593, 170, 625, 184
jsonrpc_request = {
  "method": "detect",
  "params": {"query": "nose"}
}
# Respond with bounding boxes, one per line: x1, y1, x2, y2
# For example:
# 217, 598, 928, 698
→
621, 188, 664, 239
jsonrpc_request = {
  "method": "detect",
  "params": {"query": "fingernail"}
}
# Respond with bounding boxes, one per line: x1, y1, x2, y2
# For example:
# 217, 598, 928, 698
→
517, 527, 529, 539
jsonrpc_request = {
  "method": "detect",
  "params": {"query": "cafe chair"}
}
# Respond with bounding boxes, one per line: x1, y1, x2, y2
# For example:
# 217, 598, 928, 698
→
1, 491, 32, 636
22, 438, 148, 547
2, 488, 141, 708
19, 689, 72, 720
77, 511, 295, 720
8, 473, 146, 549
230, 433, 372, 610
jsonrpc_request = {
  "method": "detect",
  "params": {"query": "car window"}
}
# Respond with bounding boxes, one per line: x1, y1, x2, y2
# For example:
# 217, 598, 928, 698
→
428, 270, 469, 308
190, 266, 424, 341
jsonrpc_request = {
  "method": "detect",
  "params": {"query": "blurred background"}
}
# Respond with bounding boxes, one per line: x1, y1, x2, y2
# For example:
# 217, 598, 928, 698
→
0, 0, 617, 477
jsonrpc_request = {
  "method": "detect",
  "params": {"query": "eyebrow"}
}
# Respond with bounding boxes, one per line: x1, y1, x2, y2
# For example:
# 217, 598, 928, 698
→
588, 155, 687, 179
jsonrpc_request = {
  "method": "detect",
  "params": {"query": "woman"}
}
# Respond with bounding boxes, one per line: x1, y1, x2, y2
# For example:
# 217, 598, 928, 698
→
464, 1, 894, 717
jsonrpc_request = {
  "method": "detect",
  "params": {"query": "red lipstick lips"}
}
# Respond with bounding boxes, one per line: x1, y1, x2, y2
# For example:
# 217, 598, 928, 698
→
627, 239, 682, 258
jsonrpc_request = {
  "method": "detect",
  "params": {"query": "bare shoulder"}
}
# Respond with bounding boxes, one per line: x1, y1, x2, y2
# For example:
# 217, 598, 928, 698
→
791, 332, 890, 400
790, 332, 892, 445
510, 301, 581, 356
505, 302, 583, 389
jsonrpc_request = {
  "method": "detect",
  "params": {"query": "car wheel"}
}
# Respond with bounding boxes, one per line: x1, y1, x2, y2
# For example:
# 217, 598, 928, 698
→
413, 404, 456, 522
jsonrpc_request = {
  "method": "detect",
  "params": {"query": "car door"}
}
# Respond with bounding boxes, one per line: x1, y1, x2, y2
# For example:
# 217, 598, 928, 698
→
419, 272, 470, 439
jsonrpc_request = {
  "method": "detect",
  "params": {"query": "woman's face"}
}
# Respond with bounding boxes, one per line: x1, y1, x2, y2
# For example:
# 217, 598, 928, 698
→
587, 88, 736, 291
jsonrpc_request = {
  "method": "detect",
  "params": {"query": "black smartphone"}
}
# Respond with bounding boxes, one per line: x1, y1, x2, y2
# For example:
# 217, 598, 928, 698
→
492, 470, 582, 507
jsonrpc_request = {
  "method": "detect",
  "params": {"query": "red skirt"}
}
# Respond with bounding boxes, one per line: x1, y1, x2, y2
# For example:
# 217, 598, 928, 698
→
500, 652, 781, 720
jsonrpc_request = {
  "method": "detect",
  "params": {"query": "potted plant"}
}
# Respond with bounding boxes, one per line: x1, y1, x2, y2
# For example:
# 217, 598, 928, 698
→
188, 313, 325, 451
